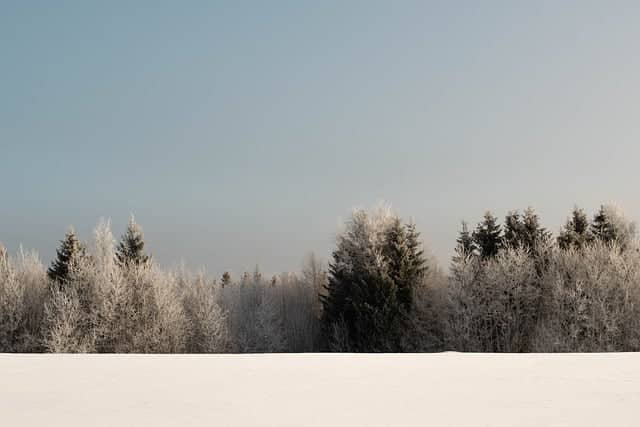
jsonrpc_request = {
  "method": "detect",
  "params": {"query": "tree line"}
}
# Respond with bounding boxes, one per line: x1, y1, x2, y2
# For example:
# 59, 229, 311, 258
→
1, 203, 639, 353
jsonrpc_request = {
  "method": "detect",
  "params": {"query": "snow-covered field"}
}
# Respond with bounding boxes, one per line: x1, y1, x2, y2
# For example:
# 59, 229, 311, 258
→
2, 353, 639, 427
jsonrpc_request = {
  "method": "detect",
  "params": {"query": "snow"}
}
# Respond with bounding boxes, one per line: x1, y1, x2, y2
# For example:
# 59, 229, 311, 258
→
1, 352, 639, 426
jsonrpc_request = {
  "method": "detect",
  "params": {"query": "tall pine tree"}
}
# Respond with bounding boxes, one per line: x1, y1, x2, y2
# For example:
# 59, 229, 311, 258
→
116, 215, 150, 267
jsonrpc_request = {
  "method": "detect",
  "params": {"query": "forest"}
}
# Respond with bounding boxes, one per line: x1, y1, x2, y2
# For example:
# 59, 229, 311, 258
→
1, 203, 639, 353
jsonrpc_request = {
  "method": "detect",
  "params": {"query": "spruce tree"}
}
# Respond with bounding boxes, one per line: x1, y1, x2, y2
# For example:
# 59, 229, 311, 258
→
48, 227, 86, 284
472, 212, 503, 259
405, 222, 428, 287
591, 205, 616, 244
381, 219, 427, 312
558, 206, 592, 250
116, 215, 150, 267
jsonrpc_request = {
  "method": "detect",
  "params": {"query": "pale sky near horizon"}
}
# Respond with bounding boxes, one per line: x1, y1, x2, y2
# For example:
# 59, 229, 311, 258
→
2, 1, 640, 276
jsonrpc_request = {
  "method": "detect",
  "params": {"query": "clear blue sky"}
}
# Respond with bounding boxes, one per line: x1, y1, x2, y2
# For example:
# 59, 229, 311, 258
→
2, 1, 640, 276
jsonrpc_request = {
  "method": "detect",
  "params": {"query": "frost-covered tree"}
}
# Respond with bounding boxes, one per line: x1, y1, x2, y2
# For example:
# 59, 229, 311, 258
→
90, 219, 127, 352
47, 227, 87, 285
42, 219, 187, 354
116, 215, 150, 267
44, 287, 95, 353
321, 206, 423, 352
0, 246, 49, 352
472, 212, 502, 259
180, 272, 229, 353
446, 247, 540, 352
0, 244, 21, 351
558, 206, 592, 250
221, 270, 286, 353
534, 242, 640, 352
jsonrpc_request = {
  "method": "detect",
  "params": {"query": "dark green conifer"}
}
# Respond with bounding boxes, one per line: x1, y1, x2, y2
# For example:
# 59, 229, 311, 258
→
116, 215, 150, 267
521, 207, 551, 250
381, 219, 426, 311
503, 211, 524, 249
558, 206, 592, 250
321, 211, 419, 352
591, 205, 616, 244
472, 212, 503, 259
48, 227, 86, 284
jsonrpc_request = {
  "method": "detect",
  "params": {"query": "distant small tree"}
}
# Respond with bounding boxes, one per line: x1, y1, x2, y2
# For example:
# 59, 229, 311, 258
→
590, 204, 636, 250
503, 208, 549, 252
503, 211, 524, 249
472, 212, 502, 259
116, 215, 150, 267
221, 272, 231, 288
47, 228, 86, 285
558, 206, 592, 250
521, 207, 551, 251
591, 205, 615, 244
452, 221, 476, 266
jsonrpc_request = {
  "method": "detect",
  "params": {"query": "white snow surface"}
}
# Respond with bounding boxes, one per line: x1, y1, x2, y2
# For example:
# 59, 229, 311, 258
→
2, 352, 639, 427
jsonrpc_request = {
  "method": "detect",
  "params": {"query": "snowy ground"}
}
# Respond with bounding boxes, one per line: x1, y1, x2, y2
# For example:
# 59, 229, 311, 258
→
1, 353, 639, 427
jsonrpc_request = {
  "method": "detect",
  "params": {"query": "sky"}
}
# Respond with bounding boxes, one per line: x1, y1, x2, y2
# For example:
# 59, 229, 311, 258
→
2, 1, 640, 276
